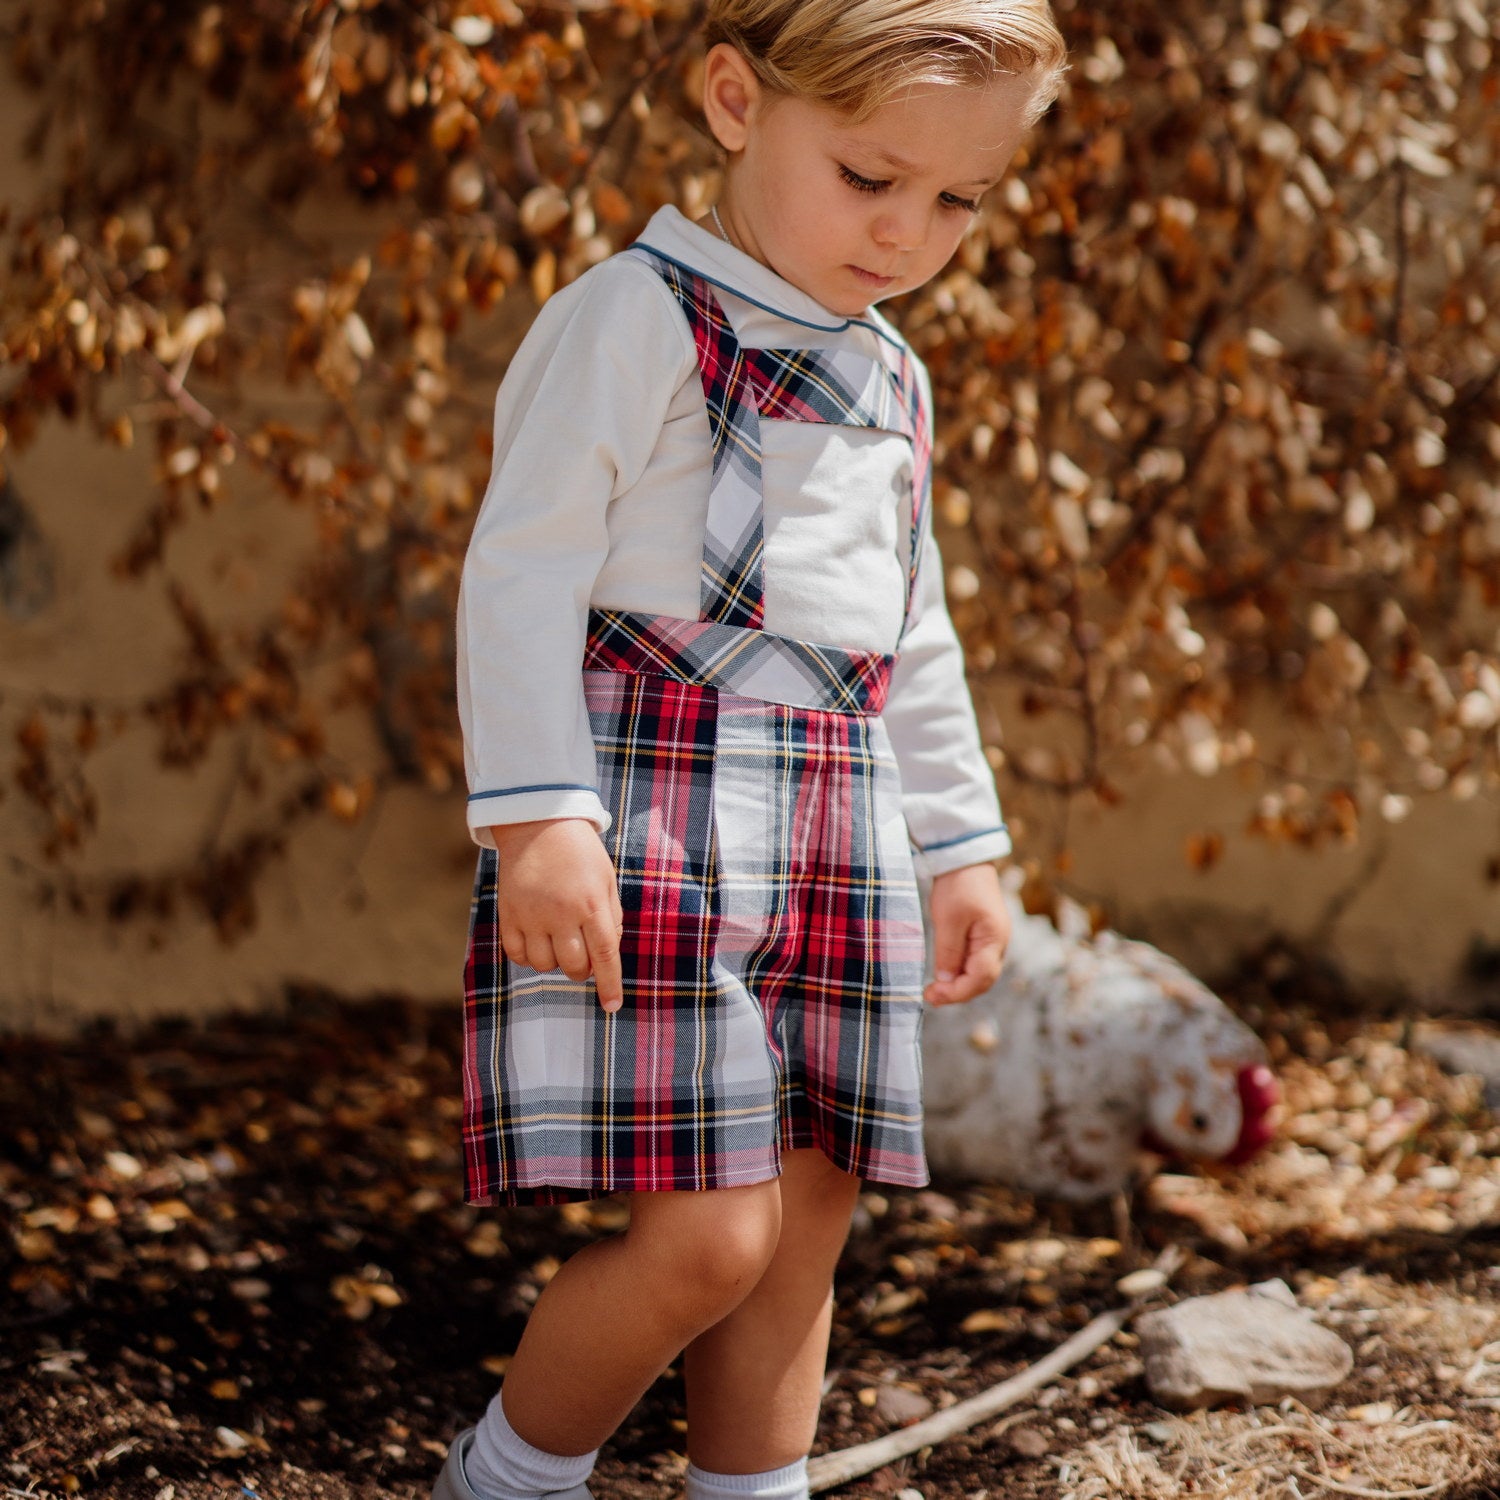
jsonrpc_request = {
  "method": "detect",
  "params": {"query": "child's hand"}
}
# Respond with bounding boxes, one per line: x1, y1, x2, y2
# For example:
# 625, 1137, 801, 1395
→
488, 819, 625, 1012
924, 862, 1011, 1007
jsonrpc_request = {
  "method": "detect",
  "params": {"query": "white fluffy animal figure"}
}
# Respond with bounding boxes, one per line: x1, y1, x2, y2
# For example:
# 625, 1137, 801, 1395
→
921, 890, 1278, 1201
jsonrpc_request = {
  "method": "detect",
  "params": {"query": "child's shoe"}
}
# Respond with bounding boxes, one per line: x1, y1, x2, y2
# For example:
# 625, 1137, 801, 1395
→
431, 1424, 595, 1500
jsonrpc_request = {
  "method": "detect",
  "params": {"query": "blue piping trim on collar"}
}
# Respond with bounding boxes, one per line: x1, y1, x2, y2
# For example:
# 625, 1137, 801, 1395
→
630, 240, 908, 352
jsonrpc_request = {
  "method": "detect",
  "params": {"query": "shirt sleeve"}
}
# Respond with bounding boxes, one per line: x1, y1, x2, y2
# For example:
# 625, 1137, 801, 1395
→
456, 257, 695, 848
883, 360, 1013, 879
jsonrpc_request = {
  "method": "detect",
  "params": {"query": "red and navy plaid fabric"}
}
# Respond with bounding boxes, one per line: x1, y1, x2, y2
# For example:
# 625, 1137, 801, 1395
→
461, 673, 929, 1206
460, 247, 938, 1205
745, 344, 906, 431
647, 256, 768, 630
639, 250, 925, 639
583, 607, 894, 716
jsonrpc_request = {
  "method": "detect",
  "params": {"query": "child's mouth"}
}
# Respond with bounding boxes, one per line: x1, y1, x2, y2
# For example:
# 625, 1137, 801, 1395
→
849, 266, 896, 289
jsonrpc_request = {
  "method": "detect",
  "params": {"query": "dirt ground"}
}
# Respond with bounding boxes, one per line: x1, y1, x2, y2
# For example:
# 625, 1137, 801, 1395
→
4, 968, 1499, 1500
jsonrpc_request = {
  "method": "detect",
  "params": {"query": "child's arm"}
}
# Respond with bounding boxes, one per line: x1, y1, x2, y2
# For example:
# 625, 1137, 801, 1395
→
457, 260, 692, 843
458, 260, 694, 1007
887, 544, 1013, 1005
884, 537, 1013, 876
885, 360, 1013, 1004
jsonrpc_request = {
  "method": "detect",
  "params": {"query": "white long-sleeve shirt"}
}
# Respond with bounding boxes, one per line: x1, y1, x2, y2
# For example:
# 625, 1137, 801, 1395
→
456, 205, 1010, 879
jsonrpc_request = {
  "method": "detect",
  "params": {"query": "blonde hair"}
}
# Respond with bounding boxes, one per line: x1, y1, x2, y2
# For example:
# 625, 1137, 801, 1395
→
704, 0, 1070, 129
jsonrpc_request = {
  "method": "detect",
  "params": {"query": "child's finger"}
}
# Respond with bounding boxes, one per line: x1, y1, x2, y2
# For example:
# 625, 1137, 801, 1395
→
555, 931, 593, 983
526, 933, 558, 974
583, 910, 624, 1013
925, 973, 979, 1006
926, 970, 986, 1006
931, 925, 969, 987
499, 926, 529, 969
924, 943, 1005, 1006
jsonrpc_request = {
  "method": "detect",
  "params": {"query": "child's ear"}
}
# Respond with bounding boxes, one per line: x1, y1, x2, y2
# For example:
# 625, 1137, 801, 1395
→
701, 42, 761, 154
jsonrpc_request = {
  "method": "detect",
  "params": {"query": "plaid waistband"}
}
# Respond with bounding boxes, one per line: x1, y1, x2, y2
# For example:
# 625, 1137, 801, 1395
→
584, 608, 893, 716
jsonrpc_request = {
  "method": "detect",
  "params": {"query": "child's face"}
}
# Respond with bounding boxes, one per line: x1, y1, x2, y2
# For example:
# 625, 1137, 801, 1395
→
705, 53, 1044, 316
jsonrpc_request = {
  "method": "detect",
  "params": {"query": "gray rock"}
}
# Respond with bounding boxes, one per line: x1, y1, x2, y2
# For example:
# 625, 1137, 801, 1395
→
1247, 1277, 1300, 1308
1137, 1288, 1353, 1411
1008, 1425, 1050, 1458
1411, 1020, 1500, 1109
875, 1384, 934, 1426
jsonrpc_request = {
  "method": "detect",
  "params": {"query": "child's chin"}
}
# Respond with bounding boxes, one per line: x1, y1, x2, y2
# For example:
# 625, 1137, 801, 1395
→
824, 287, 881, 316
796, 271, 879, 317
843, 279, 904, 312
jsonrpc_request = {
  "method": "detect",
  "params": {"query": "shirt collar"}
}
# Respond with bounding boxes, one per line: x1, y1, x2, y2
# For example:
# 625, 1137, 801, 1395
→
633, 204, 900, 341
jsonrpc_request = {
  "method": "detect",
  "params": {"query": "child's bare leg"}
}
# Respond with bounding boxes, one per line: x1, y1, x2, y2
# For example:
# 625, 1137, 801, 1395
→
500, 1178, 783, 1456
682, 1148, 862, 1473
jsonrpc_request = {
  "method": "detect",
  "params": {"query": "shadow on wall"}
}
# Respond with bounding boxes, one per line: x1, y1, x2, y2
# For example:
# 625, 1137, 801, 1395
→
0, 475, 54, 622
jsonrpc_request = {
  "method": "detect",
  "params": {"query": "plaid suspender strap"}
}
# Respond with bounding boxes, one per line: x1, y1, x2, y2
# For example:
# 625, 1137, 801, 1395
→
584, 608, 898, 716
746, 340, 930, 650
583, 247, 931, 715
645, 254, 768, 629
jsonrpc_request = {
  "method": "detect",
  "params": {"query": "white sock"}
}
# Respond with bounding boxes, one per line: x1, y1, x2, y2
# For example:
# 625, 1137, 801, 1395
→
462, 1387, 599, 1500
683, 1457, 810, 1500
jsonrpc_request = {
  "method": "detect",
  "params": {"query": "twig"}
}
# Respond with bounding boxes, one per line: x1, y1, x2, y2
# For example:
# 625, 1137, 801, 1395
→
1307, 831, 1390, 952
499, 96, 542, 192
1288, 1468, 1448, 1500
807, 1246, 1183, 1492
138, 343, 236, 443
812, 1313, 1125, 1489
0, 1302, 80, 1331
77, 250, 242, 449
581, 0, 707, 180
1385, 159, 1408, 359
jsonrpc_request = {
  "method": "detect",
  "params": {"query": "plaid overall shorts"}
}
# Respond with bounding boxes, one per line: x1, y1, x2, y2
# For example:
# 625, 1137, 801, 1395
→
461, 247, 933, 1205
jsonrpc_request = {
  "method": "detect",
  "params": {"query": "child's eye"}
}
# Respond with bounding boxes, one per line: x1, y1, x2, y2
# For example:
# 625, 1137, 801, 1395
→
838, 164, 889, 194
840, 163, 980, 215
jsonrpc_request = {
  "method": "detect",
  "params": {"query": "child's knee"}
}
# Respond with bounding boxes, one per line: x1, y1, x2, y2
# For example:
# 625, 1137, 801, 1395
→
628, 1181, 781, 1324
691, 1207, 781, 1307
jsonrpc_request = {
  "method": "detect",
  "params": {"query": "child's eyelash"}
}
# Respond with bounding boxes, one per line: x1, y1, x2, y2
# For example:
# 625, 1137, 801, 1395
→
837, 164, 980, 215
838, 164, 887, 194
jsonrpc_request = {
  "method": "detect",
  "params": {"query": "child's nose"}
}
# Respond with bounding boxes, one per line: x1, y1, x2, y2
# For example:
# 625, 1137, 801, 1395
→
873, 205, 927, 253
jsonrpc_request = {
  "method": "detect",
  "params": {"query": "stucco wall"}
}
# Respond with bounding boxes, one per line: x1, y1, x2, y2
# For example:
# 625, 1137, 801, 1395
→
0, 74, 503, 1036
1056, 739, 1500, 1010
5, 409, 1497, 1042
5, 479, 1499, 1038
3, 76, 1497, 1039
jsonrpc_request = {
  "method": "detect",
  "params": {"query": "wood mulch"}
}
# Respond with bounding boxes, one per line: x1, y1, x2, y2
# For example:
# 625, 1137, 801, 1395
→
3, 972, 1498, 1500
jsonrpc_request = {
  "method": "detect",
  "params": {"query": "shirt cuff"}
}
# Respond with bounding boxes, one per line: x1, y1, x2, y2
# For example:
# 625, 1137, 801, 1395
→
466, 784, 612, 846
911, 825, 1013, 881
